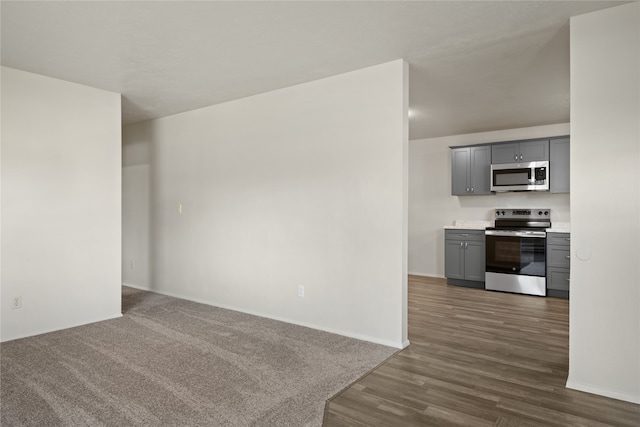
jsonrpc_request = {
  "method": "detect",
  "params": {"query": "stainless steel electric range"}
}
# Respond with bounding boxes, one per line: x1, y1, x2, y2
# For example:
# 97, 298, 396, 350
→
485, 209, 551, 296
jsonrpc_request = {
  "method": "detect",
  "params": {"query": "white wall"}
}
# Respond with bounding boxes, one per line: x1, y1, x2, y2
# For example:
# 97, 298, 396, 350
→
122, 123, 152, 289
122, 165, 150, 288
122, 60, 409, 348
409, 123, 571, 277
568, 3, 640, 404
1, 67, 122, 341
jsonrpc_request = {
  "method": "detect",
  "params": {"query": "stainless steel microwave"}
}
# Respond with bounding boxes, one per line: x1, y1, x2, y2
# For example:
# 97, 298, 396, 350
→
490, 161, 549, 192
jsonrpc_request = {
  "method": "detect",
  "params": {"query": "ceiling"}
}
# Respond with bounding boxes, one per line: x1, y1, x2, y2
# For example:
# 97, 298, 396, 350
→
0, 1, 628, 140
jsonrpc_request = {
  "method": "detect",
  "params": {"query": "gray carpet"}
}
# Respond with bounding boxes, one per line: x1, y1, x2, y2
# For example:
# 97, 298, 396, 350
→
1, 287, 396, 426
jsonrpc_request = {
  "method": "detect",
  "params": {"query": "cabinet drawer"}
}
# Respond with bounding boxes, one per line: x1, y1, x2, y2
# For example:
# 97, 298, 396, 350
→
547, 233, 570, 246
547, 267, 570, 291
547, 246, 571, 268
445, 229, 485, 241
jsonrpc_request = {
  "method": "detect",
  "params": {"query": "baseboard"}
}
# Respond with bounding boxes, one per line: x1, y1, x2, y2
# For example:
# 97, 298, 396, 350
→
566, 379, 640, 404
122, 282, 152, 291
0, 312, 123, 343
408, 271, 445, 279
123, 286, 406, 349
408, 274, 448, 285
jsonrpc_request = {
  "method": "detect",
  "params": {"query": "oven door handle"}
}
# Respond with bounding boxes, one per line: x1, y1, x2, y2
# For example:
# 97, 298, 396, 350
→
485, 230, 547, 238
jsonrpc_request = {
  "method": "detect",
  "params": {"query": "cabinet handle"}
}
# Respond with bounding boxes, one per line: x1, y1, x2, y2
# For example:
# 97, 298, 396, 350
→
565, 255, 571, 259
471, 187, 474, 193
566, 278, 570, 282
519, 154, 523, 161
565, 238, 571, 241
461, 233, 470, 237
465, 242, 468, 249
460, 242, 463, 249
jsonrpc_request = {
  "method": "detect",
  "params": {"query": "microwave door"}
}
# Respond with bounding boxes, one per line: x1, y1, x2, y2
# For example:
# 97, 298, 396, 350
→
490, 161, 550, 192
493, 168, 532, 190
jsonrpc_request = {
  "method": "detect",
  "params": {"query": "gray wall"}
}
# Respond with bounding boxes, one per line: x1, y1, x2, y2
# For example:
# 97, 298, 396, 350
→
568, 2, 640, 404
122, 60, 409, 348
1, 67, 122, 341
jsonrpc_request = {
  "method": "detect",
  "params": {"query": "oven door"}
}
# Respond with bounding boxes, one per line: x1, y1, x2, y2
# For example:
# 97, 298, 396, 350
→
485, 230, 546, 277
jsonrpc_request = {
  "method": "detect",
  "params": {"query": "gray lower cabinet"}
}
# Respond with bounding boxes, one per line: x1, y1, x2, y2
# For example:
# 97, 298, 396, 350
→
491, 139, 549, 164
550, 137, 570, 193
444, 229, 485, 288
451, 146, 491, 195
547, 232, 570, 299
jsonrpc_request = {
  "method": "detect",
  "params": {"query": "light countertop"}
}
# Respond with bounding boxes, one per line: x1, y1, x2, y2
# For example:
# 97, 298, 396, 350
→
444, 220, 570, 233
444, 220, 494, 230
547, 222, 571, 233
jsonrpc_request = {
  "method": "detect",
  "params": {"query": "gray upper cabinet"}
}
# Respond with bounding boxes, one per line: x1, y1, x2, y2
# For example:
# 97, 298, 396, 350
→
451, 147, 470, 196
451, 146, 491, 195
470, 147, 491, 195
550, 137, 570, 193
491, 139, 549, 164
491, 143, 519, 164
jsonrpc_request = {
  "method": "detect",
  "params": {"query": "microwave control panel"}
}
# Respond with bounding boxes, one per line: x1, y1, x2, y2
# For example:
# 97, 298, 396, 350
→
534, 167, 547, 183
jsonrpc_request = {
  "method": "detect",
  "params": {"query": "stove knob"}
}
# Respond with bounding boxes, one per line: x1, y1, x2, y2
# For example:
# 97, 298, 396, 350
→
538, 211, 543, 215
544, 211, 549, 215
502, 211, 506, 215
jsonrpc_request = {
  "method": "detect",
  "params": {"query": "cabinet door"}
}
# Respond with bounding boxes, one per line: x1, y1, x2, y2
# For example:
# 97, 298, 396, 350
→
519, 139, 549, 162
492, 139, 550, 163
464, 240, 486, 282
445, 240, 465, 279
547, 246, 571, 268
550, 137, 570, 193
547, 267, 570, 291
491, 143, 520, 164
451, 147, 470, 195
470, 146, 492, 195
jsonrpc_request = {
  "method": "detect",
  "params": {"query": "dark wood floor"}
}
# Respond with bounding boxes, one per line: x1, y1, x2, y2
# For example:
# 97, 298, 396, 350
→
324, 275, 639, 426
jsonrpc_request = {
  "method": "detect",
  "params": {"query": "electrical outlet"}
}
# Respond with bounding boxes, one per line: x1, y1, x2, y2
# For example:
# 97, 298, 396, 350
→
11, 296, 22, 309
298, 285, 304, 298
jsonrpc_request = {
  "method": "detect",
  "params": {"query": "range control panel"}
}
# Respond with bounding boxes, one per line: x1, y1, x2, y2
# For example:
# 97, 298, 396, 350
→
494, 208, 550, 219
